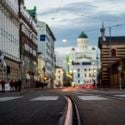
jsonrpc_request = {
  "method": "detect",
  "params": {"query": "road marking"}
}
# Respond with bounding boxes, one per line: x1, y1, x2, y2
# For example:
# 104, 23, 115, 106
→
114, 95, 125, 97
0, 96, 23, 102
78, 96, 108, 100
30, 96, 59, 101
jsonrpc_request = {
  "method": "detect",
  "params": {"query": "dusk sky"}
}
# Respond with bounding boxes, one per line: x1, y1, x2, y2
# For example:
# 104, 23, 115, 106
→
25, 0, 125, 48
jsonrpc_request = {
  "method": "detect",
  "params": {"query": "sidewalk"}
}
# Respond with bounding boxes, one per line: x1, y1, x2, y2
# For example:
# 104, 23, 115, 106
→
91, 87, 125, 93
0, 87, 61, 96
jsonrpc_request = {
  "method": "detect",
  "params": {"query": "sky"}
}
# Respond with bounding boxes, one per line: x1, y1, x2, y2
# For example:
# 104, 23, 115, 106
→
25, 0, 125, 48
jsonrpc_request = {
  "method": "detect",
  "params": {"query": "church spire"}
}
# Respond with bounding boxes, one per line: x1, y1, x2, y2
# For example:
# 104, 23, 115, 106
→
100, 21, 106, 41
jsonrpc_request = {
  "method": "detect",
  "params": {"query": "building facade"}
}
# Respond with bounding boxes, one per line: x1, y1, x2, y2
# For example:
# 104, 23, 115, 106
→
98, 23, 125, 87
19, 1, 38, 87
110, 57, 125, 88
54, 66, 64, 88
37, 53, 45, 82
0, 0, 20, 80
71, 32, 99, 85
37, 21, 56, 88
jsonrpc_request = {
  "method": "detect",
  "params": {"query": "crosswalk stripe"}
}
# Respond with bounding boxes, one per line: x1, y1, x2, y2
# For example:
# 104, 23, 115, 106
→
0, 96, 23, 102
30, 96, 59, 101
78, 96, 108, 100
114, 95, 125, 97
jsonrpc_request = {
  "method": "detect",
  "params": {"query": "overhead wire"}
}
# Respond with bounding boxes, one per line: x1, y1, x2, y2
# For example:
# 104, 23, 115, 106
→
49, 1, 125, 44
51, 0, 64, 20
61, 22, 125, 40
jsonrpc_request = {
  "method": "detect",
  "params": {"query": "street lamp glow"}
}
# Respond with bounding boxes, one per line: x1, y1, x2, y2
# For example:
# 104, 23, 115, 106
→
73, 69, 76, 73
62, 39, 67, 43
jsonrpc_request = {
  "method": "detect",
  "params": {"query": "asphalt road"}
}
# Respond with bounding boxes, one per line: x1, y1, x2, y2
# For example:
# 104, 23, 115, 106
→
62, 88, 125, 125
0, 90, 67, 125
1, 88, 125, 125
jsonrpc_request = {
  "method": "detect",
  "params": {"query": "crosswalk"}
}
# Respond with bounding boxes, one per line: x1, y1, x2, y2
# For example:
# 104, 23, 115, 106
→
114, 95, 125, 97
78, 95, 108, 100
0, 96, 23, 102
0, 95, 59, 102
78, 94, 125, 101
30, 96, 59, 101
1, 94, 125, 102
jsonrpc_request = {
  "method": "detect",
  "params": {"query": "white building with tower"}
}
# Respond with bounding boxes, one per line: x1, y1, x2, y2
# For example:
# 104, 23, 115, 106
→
55, 32, 100, 85
71, 32, 99, 85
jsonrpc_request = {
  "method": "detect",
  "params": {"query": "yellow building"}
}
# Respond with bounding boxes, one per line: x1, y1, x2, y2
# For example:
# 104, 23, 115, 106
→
38, 54, 45, 82
55, 66, 64, 88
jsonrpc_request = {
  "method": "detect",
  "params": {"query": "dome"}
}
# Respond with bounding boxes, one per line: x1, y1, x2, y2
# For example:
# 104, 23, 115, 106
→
78, 32, 88, 39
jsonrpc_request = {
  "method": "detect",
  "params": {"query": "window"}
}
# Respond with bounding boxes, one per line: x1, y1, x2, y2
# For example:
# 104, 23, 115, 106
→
40, 35, 46, 41
84, 73, 87, 77
84, 68, 87, 71
89, 73, 91, 77
82, 62, 91, 65
111, 49, 116, 57
77, 68, 80, 72
77, 73, 80, 78
78, 80, 80, 83
92, 47, 96, 50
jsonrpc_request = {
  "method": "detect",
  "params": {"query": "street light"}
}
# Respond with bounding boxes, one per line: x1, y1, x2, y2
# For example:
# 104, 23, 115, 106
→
73, 69, 76, 85
62, 39, 68, 47
118, 65, 122, 90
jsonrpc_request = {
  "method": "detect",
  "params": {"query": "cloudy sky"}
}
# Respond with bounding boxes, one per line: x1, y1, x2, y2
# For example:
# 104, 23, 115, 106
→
25, 0, 125, 48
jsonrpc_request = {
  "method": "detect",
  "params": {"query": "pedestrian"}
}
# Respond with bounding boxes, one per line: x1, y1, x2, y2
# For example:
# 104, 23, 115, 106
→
17, 79, 22, 91
1, 80, 5, 92
10, 80, 14, 91
14, 80, 18, 91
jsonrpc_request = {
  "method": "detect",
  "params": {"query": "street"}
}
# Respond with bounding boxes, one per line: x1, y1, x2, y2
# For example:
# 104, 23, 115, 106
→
0, 89, 67, 125
1, 88, 125, 125
67, 89, 125, 125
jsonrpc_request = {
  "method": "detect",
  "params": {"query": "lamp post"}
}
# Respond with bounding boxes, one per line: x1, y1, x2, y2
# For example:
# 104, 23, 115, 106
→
73, 69, 76, 86
118, 65, 122, 90
91, 65, 94, 84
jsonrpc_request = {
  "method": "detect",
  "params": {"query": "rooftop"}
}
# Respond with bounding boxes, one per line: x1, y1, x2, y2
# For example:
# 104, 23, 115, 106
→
78, 32, 88, 39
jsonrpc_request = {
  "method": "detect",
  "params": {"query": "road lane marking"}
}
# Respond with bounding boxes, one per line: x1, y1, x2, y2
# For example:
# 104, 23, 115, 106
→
114, 95, 125, 97
30, 96, 59, 101
0, 96, 23, 102
78, 96, 108, 100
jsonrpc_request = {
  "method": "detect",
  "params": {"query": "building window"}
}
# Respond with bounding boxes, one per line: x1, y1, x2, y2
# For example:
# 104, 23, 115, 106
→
84, 73, 87, 77
93, 73, 96, 77
84, 68, 87, 71
111, 49, 116, 57
78, 80, 80, 83
77, 73, 80, 78
77, 68, 80, 72
40, 35, 46, 41
89, 73, 91, 77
